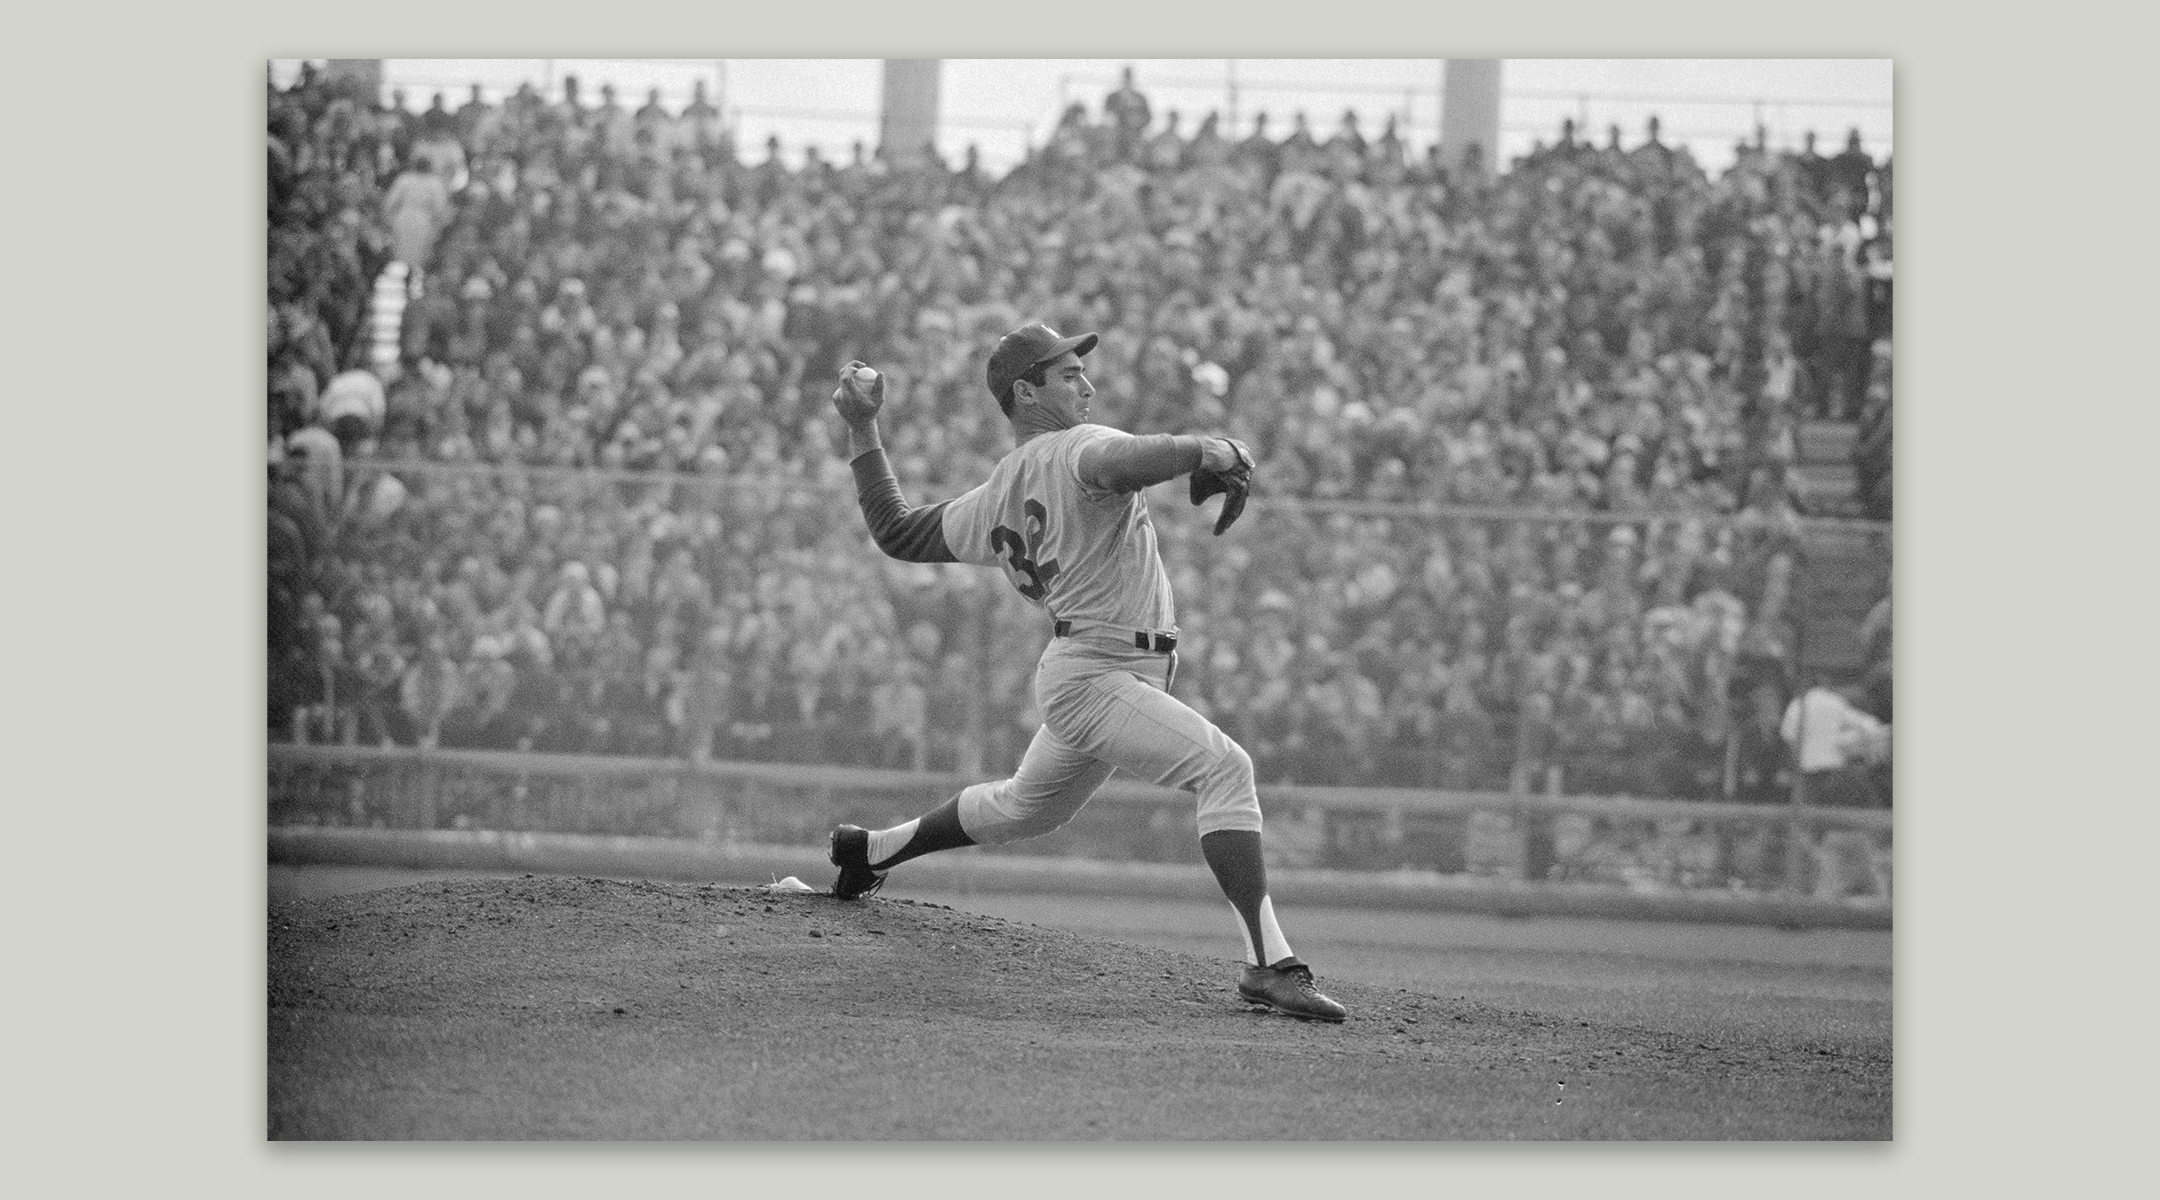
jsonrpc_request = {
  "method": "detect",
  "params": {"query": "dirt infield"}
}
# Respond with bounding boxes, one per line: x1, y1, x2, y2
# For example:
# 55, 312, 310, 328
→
268, 875, 1889, 1139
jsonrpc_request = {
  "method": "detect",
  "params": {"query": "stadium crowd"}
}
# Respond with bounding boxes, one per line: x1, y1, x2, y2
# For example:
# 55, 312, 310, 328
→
268, 64, 1893, 803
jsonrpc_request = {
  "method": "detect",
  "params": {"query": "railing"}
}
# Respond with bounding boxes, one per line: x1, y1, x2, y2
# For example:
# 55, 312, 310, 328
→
344, 456, 1895, 537
268, 744, 1888, 903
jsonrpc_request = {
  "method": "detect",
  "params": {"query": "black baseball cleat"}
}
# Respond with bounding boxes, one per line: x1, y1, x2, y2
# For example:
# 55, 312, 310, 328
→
1238, 960, 1348, 1022
828, 824, 887, 900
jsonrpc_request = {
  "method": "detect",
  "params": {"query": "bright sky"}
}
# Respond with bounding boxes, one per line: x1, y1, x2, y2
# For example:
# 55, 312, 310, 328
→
273, 58, 1892, 176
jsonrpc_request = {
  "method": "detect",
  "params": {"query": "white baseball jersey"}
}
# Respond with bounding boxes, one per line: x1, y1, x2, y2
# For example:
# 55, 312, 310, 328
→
940, 425, 1176, 633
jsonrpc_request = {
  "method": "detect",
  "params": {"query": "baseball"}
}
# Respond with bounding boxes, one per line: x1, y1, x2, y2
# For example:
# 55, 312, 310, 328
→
853, 366, 878, 385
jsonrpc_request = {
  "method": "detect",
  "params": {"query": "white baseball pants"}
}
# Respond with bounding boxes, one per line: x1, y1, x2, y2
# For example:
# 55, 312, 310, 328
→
955, 627, 1264, 843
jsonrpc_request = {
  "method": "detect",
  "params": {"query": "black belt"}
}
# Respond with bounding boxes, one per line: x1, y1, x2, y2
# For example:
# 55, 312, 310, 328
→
1053, 619, 1177, 654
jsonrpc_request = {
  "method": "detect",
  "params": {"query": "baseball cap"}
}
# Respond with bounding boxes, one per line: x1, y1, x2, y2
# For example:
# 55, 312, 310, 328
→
986, 322, 1098, 402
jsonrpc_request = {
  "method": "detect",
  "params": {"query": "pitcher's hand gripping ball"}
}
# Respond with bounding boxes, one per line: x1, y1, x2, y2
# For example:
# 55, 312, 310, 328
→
1189, 438, 1254, 535
832, 361, 885, 424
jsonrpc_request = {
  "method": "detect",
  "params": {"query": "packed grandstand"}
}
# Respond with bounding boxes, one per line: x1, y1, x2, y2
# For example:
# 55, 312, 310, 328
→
267, 64, 1892, 804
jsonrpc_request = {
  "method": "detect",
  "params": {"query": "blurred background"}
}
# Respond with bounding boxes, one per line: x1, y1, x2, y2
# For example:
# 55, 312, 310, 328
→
266, 58, 1892, 920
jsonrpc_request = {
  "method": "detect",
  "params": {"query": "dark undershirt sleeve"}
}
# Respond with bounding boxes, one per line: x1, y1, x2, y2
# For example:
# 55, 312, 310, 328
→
849, 447, 959, 564
1081, 433, 1206, 493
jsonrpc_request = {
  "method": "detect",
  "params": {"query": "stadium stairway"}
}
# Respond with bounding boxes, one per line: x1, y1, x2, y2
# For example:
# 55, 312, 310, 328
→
1788, 417, 1891, 684
1795, 519, 1890, 684
1793, 418, 1861, 519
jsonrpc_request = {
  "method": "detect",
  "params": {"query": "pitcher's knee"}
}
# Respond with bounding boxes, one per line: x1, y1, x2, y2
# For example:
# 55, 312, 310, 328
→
1003, 807, 1079, 841
958, 779, 1082, 845
1195, 742, 1262, 836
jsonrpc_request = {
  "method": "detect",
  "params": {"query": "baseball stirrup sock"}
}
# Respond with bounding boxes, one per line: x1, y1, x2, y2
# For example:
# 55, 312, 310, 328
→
1225, 897, 1295, 968
1201, 830, 1295, 966
867, 794, 976, 869
865, 820, 918, 867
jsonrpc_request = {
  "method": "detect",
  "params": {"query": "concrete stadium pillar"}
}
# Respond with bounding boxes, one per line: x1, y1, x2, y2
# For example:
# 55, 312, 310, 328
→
880, 59, 943, 168
319, 58, 385, 106
1440, 59, 1502, 181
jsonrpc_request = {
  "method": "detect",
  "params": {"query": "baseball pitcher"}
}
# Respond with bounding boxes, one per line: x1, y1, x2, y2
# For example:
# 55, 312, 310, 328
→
824, 322, 1347, 1022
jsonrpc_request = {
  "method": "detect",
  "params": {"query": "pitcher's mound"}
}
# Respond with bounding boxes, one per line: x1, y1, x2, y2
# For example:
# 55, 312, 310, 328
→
270, 875, 1887, 1140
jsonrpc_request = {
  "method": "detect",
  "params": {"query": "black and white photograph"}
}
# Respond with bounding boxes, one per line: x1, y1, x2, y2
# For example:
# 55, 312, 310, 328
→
263, 55, 1898, 1140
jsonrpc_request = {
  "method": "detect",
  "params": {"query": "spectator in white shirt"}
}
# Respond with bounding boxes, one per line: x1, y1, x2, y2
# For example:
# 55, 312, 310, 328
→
1781, 681, 1887, 785
1780, 679, 1890, 901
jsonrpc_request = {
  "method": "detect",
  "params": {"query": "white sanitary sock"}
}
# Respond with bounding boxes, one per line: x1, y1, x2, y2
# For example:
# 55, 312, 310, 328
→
1228, 896, 1295, 967
866, 819, 919, 868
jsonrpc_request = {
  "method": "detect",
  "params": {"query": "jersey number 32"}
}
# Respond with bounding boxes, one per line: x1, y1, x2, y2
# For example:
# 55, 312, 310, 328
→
990, 499, 1061, 603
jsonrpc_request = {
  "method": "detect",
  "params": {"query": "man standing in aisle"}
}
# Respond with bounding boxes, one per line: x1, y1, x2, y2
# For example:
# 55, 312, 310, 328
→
823, 324, 1348, 1023
1781, 677, 1891, 901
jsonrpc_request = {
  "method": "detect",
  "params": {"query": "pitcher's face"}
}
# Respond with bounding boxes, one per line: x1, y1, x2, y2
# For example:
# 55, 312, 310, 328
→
1024, 350, 1095, 426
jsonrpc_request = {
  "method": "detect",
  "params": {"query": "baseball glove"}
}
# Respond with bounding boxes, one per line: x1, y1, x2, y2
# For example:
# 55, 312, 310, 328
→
1189, 439, 1254, 536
